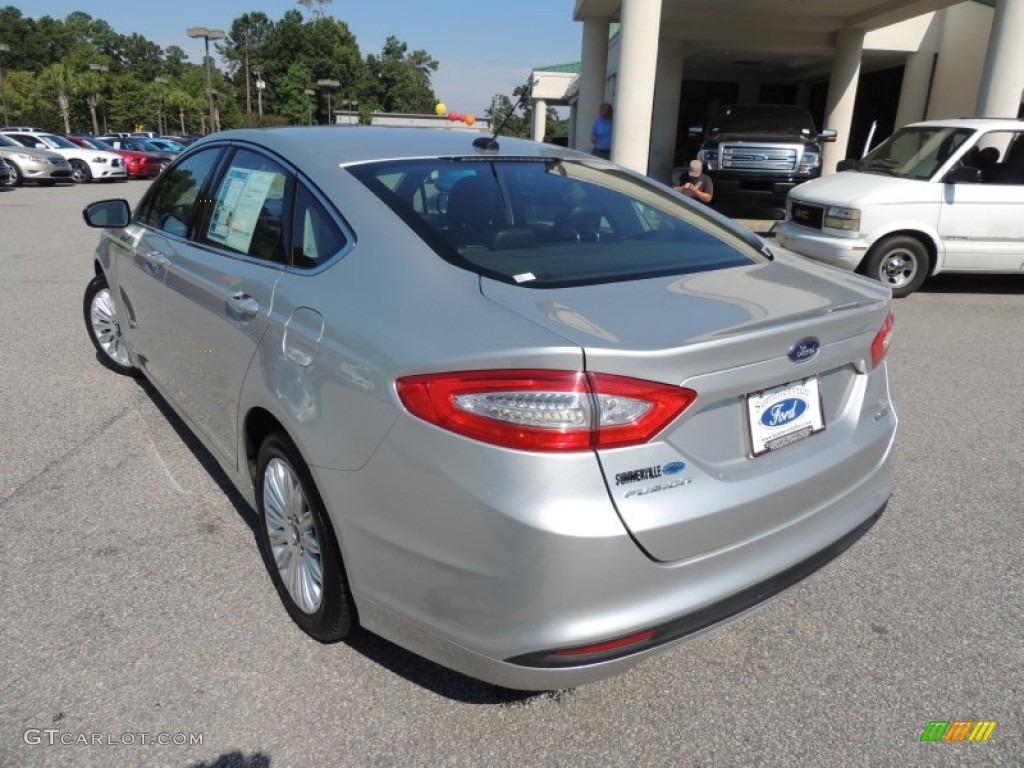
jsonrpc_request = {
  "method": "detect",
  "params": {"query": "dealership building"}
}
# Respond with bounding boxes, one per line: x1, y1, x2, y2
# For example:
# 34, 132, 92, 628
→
531, 0, 1023, 182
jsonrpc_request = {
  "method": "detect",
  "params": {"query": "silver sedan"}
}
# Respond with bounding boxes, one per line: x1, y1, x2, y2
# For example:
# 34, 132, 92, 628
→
82, 127, 897, 690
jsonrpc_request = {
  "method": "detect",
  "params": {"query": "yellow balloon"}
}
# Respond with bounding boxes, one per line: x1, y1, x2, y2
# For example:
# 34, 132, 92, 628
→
435, 102, 447, 116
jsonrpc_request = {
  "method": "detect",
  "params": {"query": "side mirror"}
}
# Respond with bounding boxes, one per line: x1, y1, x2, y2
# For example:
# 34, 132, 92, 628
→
818, 129, 838, 143
82, 199, 131, 228
943, 166, 982, 184
836, 158, 858, 172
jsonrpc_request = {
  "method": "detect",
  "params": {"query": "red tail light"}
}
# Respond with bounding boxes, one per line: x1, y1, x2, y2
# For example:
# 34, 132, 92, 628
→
871, 310, 894, 369
396, 370, 696, 452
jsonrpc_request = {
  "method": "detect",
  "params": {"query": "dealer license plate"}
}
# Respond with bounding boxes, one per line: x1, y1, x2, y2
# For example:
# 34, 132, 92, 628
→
747, 377, 825, 456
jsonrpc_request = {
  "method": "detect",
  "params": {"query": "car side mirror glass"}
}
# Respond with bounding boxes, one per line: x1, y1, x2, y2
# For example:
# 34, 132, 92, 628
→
943, 166, 982, 184
82, 199, 131, 228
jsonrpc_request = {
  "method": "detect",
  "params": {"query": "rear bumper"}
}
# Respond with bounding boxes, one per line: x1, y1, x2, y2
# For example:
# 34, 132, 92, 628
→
315, 395, 897, 690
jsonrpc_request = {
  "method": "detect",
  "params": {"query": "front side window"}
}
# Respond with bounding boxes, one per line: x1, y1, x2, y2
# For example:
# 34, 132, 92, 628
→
137, 147, 223, 237
349, 158, 764, 288
202, 149, 291, 264
857, 127, 974, 180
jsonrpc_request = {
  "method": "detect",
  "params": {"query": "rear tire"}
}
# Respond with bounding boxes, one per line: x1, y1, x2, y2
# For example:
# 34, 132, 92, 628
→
255, 432, 355, 642
83, 274, 139, 376
863, 235, 929, 298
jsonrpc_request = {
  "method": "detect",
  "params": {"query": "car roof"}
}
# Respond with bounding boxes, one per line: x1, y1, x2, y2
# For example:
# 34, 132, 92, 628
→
906, 118, 1024, 131
189, 126, 581, 169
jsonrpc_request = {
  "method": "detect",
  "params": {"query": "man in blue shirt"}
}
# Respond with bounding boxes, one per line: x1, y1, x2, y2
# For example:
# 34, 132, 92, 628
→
590, 102, 613, 159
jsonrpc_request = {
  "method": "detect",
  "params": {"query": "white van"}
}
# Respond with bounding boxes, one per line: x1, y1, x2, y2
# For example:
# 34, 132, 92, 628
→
776, 118, 1024, 297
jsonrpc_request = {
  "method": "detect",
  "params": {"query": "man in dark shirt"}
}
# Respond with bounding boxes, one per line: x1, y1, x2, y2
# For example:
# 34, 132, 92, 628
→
675, 159, 714, 204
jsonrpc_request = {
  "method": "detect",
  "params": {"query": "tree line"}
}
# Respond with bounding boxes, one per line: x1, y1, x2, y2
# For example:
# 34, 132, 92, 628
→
0, 2, 442, 134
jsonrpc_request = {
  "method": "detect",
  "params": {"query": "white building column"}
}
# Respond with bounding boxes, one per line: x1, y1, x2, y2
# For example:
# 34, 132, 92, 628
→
894, 51, 936, 128
648, 42, 685, 184
822, 27, 865, 175
574, 16, 610, 150
531, 98, 547, 142
612, 0, 663, 173
976, 0, 1024, 117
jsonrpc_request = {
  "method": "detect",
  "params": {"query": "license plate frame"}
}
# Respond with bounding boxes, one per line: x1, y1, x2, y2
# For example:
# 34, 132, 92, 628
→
747, 376, 825, 457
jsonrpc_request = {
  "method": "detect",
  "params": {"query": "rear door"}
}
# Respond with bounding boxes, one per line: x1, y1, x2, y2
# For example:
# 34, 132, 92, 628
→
157, 147, 291, 465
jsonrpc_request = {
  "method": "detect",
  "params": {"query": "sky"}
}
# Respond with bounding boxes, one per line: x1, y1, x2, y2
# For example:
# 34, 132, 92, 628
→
11, 0, 583, 116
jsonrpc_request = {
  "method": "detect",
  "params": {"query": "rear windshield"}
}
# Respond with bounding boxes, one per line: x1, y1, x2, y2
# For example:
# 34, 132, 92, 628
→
709, 105, 817, 136
348, 158, 764, 288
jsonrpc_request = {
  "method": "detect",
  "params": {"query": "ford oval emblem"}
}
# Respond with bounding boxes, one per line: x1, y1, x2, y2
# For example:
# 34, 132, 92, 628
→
760, 398, 807, 428
788, 337, 820, 363
662, 461, 687, 476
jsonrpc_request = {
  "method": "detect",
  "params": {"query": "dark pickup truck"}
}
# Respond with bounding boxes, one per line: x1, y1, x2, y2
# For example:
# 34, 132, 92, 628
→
697, 104, 836, 199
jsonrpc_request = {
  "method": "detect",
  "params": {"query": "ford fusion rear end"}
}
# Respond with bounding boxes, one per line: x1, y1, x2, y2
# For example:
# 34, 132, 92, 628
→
324, 152, 898, 689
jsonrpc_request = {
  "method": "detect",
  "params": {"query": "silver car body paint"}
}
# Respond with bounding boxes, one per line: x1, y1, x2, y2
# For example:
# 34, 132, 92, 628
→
86, 127, 897, 689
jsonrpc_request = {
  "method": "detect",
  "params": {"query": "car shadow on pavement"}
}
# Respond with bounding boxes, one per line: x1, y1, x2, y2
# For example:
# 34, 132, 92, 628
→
133, 376, 259, 536
130, 376, 559, 705
919, 273, 1023, 294
344, 629, 560, 705
189, 752, 271, 768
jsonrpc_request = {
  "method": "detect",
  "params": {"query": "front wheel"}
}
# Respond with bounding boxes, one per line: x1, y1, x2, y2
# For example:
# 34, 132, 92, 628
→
70, 160, 92, 183
255, 432, 355, 642
863, 235, 929, 298
4, 162, 22, 187
83, 274, 139, 376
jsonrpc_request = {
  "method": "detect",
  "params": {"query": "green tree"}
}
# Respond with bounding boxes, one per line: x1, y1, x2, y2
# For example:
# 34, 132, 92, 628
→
271, 62, 315, 125
79, 69, 104, 134
39, 62, 79, 132
220, 12, 274, 118
364, 36, 438, 114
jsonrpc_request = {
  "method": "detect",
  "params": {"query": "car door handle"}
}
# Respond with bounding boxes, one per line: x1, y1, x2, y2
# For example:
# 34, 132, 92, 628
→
226, 292, 260, 319
141, 250, 170, 276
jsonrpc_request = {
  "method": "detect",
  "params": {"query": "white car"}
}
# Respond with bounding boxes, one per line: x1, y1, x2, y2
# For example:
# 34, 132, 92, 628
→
776, 118, 1024, 297
1, 131, 126, 184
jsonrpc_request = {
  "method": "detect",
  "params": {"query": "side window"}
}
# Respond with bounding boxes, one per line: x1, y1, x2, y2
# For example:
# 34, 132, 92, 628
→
291, 184, 347, 269
137, 148, 222, 237
202, 149, 291, 264
975, 131, 1024, 185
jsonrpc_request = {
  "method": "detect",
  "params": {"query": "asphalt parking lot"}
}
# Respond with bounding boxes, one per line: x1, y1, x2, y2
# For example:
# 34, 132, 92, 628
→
1, 180, 1021, 768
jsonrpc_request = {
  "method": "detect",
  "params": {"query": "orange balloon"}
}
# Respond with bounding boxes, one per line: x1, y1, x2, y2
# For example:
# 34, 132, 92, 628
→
463, 114, 475, 125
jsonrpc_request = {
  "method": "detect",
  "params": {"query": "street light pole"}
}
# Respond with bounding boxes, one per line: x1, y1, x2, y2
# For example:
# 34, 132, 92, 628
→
187, 26, 225, 134
316, 79, 339, 125
88, 63, 109, 135
0, 43, 10, 127
154, 76, 169, 135
304, 88, 315, 126
254, 66, 265, 126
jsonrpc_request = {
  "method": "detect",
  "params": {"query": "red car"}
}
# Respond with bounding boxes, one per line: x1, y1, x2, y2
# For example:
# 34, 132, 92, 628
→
65, 135, 164, 179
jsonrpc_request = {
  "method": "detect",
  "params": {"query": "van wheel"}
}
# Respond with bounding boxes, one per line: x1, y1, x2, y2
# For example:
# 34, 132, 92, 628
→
255, 432, 355, 642
864, 236, 929, 298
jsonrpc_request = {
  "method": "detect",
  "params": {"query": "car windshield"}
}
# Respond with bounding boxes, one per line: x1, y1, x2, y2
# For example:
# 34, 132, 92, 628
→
709, 105, 816, 135
349, 158, 765, 288
855, 126, 974, 180
39, 134, 79, 149
81, 137, 115, 150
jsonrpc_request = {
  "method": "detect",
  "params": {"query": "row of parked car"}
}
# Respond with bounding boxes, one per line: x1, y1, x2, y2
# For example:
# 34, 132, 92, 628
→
0, 127, 196, 187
